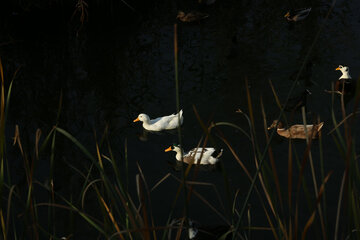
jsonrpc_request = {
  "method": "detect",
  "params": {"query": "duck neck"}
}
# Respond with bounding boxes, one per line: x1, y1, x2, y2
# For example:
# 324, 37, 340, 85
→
340, 72, 351, 79
142, 121, 150, 129
174, 149, 185, 161
141, 116, 151, 127
277, 128, 285, 133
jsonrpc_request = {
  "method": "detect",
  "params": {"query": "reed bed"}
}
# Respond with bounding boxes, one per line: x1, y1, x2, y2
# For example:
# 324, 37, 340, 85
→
1, 0, 360, 238
1, 52, 360, 239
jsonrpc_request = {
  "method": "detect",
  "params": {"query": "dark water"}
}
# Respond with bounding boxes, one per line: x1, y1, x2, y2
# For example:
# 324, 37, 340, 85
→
1, 0, 360, 238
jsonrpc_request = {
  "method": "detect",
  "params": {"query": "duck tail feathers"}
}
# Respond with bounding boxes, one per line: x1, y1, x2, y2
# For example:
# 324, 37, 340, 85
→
178, 110, 184, 124
215, 149, 223, 159
317, 122, 324, 131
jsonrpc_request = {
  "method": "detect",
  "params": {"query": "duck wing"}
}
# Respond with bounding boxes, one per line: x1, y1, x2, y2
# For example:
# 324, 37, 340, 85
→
188, 147, 215, 155
289, 124, 321, 138
186, 148, 216, 161
148, 111, 183, 130
187, 11, 209, 21
185, 148, 221, 165
292, 8, 311, 21
167, 110, 183, 128
295, 8, 311, 14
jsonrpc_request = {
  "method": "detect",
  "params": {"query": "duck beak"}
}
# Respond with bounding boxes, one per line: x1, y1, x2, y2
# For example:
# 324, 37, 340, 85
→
133, 117, 140, 122
335, 67, 341, 70
165, 146, 172, 152
284, 12, 290, 18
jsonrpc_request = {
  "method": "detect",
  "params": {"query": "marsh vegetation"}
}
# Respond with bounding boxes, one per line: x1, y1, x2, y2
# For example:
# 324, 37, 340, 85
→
1, 0, 360, 239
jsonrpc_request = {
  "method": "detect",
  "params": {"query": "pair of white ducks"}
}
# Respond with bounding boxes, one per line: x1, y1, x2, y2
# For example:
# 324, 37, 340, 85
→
133, 110, 222, 165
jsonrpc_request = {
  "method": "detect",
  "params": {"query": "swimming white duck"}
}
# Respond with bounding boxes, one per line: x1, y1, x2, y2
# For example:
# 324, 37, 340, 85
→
165, 144, 222, 165
284, 8, 312, 22
268, 120, 324, 139
133, 110, 183, 131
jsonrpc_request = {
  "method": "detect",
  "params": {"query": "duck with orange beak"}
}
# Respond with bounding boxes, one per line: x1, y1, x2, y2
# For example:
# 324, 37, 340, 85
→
133, 110, 183, 131
176, 11, 209, 23
284, 8, 311, 22
334, 65, 354, 95
165, 144, 222, 165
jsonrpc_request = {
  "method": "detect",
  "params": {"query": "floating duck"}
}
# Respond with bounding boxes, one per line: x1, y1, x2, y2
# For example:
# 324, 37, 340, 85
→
165, 144, 222, 165
133, 110, 183, 131
188, 219, 231, 240
335, 65, 354, 95
284, 8, 312, 22
176, 11, 209, 22
267, 120, 324, 139
170, 218, 230, 240
283, 89, 311, 112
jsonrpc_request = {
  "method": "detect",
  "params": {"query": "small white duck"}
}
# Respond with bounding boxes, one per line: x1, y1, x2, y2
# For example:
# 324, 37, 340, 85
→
335, 65, 353, 94
133, 110, 183, 131
165, 144, 222, 165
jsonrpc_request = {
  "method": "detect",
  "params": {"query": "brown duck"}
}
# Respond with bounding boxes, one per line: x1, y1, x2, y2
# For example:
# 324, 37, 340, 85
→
284, 8, 311, 22
268, 120, 324, 139
176, 11, 209, 22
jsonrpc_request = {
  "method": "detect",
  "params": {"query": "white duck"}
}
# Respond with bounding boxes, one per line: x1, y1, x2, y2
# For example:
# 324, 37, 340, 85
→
133, 110, 183, 131
165, 144, 222, 165
335, 65, 353, 95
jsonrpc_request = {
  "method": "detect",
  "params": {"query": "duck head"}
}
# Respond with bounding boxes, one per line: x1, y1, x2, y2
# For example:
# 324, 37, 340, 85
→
176, 11, 185, 19
284, 11, 291, 18
336, 65, 351, 79
268, 120, 284, 130
165, 144, 182, 153
133, 113, 150, 123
